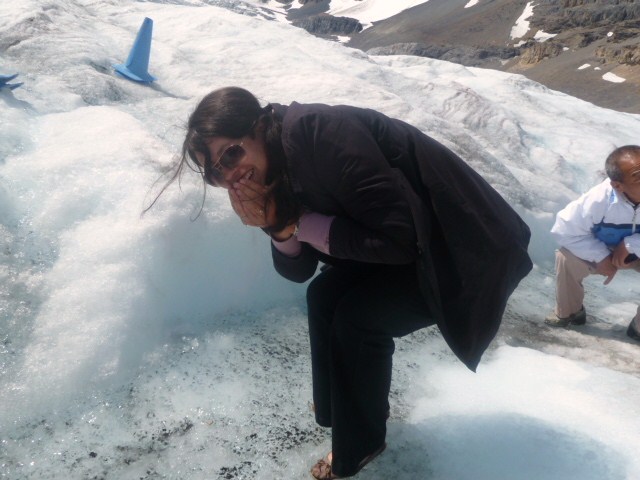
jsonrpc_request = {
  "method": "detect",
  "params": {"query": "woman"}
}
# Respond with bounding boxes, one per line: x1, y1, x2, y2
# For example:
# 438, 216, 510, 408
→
164, 87, 532, 478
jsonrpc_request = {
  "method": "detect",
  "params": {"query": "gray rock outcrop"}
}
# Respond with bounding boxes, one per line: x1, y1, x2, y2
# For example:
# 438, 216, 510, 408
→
291, 13, 362, 36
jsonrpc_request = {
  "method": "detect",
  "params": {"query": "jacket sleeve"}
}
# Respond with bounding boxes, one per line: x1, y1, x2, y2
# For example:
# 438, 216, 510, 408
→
625, 234, 640, 255
550, 182, 611, 262
271, 241, 319, 283
302, 112, 418, 264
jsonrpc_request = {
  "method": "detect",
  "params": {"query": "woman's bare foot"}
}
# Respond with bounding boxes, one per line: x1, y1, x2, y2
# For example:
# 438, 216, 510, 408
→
309, 444, 386, 479
310, 452, 335, 480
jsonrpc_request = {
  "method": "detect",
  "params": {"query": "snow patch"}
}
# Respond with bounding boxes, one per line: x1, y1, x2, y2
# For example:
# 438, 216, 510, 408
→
465, 0, 480, 8
510, 1, 535, 39
328, 0, 430, 29
603, 72, 626, 83
578, 64, 591, 70
534, 30, 556, 42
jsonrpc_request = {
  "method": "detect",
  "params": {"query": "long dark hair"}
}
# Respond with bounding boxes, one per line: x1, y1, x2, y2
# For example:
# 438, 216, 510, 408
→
146, 87, 301, 230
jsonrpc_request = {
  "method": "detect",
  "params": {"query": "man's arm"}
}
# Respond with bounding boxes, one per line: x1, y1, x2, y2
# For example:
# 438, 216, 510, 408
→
551, 182, 611, 262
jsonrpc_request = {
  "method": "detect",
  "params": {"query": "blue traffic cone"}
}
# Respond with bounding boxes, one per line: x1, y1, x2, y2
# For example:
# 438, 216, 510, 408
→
113, 17, 156, 83
0, 73, 18, 82
0, 73, 22, 90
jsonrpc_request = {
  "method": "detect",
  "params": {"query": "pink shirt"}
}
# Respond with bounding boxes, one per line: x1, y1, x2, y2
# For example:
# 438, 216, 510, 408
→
271, 212, 334, 257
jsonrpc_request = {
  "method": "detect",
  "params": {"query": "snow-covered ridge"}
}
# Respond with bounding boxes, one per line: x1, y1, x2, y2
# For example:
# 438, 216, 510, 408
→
327, 0, 430, 28
289, 0, 638, 112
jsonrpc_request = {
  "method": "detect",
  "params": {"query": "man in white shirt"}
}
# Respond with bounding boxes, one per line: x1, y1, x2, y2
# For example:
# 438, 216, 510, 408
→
545, 145, 640, 342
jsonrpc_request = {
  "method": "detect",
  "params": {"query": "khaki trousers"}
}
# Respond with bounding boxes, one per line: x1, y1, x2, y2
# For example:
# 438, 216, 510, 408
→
555, 247, 640, 327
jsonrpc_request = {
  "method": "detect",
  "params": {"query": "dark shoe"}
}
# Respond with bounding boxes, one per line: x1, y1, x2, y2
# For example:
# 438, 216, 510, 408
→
310, 443, 386, 479
544, 307, 586, 327
627, 321, 640, 342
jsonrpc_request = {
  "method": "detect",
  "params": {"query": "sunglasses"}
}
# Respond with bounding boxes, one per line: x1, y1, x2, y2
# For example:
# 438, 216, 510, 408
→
204, 142, 246, 185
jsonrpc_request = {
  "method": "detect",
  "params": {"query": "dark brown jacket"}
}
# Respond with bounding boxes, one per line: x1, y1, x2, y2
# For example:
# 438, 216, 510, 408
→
270, 102, 532, 371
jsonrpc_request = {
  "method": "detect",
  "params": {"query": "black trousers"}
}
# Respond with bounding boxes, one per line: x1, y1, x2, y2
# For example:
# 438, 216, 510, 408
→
306, 262, 434, 476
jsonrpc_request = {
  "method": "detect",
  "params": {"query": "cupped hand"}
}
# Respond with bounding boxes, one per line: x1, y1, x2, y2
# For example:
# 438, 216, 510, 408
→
229, 178, 275, 228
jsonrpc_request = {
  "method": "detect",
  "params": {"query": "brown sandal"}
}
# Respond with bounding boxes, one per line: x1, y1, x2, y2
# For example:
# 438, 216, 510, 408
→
310, 455, 335, 480
310, 443, 386, 479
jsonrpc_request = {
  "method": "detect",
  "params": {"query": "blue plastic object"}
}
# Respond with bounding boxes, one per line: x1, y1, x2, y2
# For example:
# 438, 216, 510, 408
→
0, 73, 19, 82
592, 222, 640, 247
113, 17, 156, 83
0, 73, 22, 90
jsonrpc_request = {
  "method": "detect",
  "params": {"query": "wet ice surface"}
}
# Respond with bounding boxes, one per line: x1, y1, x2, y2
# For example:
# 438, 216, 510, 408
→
3, 287, 639, 479
1, 0, 640, 479
2, 308, 321, 479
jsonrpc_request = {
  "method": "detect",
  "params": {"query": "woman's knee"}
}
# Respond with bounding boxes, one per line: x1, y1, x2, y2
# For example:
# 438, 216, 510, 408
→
306, 273, 330, 312
331, 304, 396, 366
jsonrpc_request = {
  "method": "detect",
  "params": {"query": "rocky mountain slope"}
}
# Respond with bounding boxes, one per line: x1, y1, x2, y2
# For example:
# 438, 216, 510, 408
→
279, 0, 640, 114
